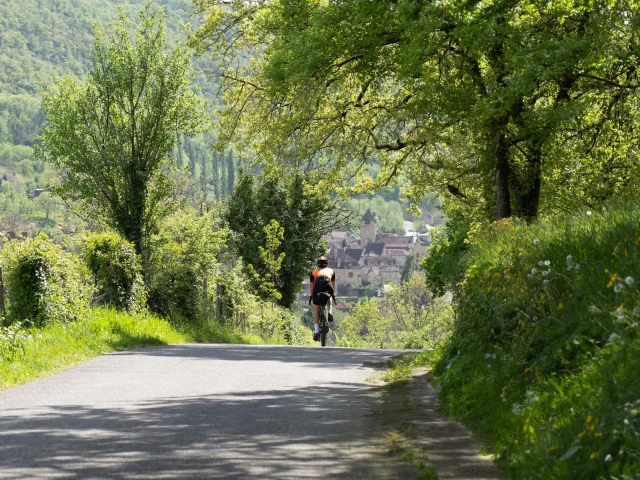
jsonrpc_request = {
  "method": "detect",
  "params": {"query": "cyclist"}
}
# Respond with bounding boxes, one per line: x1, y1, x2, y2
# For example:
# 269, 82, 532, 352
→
309, 256, 335, 342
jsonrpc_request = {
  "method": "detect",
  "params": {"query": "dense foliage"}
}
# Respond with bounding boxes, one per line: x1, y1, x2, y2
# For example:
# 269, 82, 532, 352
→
226, 173, 349, 308
193, 0, 640, 222
38, 4, 209, 256
337, 274, 454, 349
0, 0, 207, 145
2, 234, 92, 326
422, 219, 469, 297
434, 201, 640, 478
146, 206, 227, 322
84, 232, 146, 312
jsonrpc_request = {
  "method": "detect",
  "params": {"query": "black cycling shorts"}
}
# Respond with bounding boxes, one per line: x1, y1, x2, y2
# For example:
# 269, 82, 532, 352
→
312, 276, 334, 306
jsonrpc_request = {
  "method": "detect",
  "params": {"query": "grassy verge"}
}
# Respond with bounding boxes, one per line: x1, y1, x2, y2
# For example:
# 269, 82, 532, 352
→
434, 201, 640, 478
380, 350, 441, 383
0, 307, 268, 390
372, 355, 440, 480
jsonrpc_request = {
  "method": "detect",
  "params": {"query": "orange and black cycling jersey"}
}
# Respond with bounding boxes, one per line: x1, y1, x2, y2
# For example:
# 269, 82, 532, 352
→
310, 267, 335, 283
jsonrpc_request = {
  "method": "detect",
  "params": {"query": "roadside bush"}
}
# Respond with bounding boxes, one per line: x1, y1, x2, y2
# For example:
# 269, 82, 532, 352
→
146, 206, 228, 322
434, 201, 640, 479
217, 259, 310, 344
422, 218, 469, 297
3, 234, 92, 326
84, 232, 146, 312
336, 275, 454, 349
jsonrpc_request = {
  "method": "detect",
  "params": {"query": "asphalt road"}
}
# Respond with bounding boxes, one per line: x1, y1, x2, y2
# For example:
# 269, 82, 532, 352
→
0, 344, 422, 479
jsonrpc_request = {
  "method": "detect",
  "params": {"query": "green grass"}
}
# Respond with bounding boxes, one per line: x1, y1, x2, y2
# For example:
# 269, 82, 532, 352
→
434, 200, 640, 479
380, 350, 442, 383
0, 307, 267, 390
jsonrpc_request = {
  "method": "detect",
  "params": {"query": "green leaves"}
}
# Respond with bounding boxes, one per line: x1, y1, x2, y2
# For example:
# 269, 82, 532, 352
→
2, 234, 92, 326
84, 231, 146, 312
38, 2, 209, 256
193, 0, 640, 222
258, 219, 286, 302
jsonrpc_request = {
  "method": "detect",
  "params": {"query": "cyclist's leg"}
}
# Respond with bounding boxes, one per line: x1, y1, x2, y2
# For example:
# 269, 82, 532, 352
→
327, 297, 334, 323
312, 304, 320, 340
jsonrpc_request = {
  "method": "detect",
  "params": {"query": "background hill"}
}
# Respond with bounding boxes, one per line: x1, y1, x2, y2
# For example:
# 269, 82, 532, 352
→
0, 0, 244, 234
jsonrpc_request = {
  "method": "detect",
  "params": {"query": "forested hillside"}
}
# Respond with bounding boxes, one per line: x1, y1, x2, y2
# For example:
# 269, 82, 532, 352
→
0, 0, 237, 222
0, 0, 198, 144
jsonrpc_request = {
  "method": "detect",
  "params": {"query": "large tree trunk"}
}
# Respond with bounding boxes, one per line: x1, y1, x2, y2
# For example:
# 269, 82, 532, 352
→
511, 144, 542, 220
120, 165, 147, 257
495, 129, 511, 220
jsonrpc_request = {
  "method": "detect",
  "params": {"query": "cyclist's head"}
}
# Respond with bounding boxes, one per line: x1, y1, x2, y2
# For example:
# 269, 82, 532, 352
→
317, 256, 328, 268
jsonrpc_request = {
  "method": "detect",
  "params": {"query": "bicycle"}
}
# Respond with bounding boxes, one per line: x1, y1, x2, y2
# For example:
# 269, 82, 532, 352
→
311, 293, 335, 347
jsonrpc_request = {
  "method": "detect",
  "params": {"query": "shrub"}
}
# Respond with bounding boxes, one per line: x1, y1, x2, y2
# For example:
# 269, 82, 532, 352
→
422, 218, 469, 297
146, 207, 228, 322
3, 234, 92, 326
216, 258, 309, 344
84, 232, 146, 312
434, 201, 640, 478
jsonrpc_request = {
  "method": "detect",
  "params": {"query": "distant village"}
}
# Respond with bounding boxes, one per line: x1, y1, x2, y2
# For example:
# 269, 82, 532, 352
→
300, 208, 445, 309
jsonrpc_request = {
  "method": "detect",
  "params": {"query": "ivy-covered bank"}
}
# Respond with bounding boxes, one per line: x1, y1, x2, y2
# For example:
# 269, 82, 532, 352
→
427, 201, 640, 479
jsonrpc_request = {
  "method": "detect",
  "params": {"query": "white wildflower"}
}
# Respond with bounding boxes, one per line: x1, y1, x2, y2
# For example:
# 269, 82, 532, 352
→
543, 280, 549, 285
512, 404, 522, 415
608, 332, 620, 343
539, 260, 545, 266
574, 264, 580, 271
533, 238, 540, 245
492, 353, 497, 359
542, 270, 549, 276
625, 276, 634, 286
605, 454, 613, 462
586, 210, 592, 216
614, 283, 623, 293
532, 268, 538, 274
566, 255, 573, 264
544, 260, 551, 266
616, 306, 625, 322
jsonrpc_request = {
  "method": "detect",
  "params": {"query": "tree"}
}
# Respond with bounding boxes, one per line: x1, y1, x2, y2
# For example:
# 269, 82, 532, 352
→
38, 3, 208, 257
226, 172, 351, 308
400, 254, 415, 284
256, 219, 286, 302
192, 0, 640, 221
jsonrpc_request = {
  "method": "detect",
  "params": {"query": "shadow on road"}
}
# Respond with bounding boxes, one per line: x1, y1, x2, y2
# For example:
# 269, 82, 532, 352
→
1, 382, 412, 479
112, 344, 398, 369
0, 345, 496, 479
